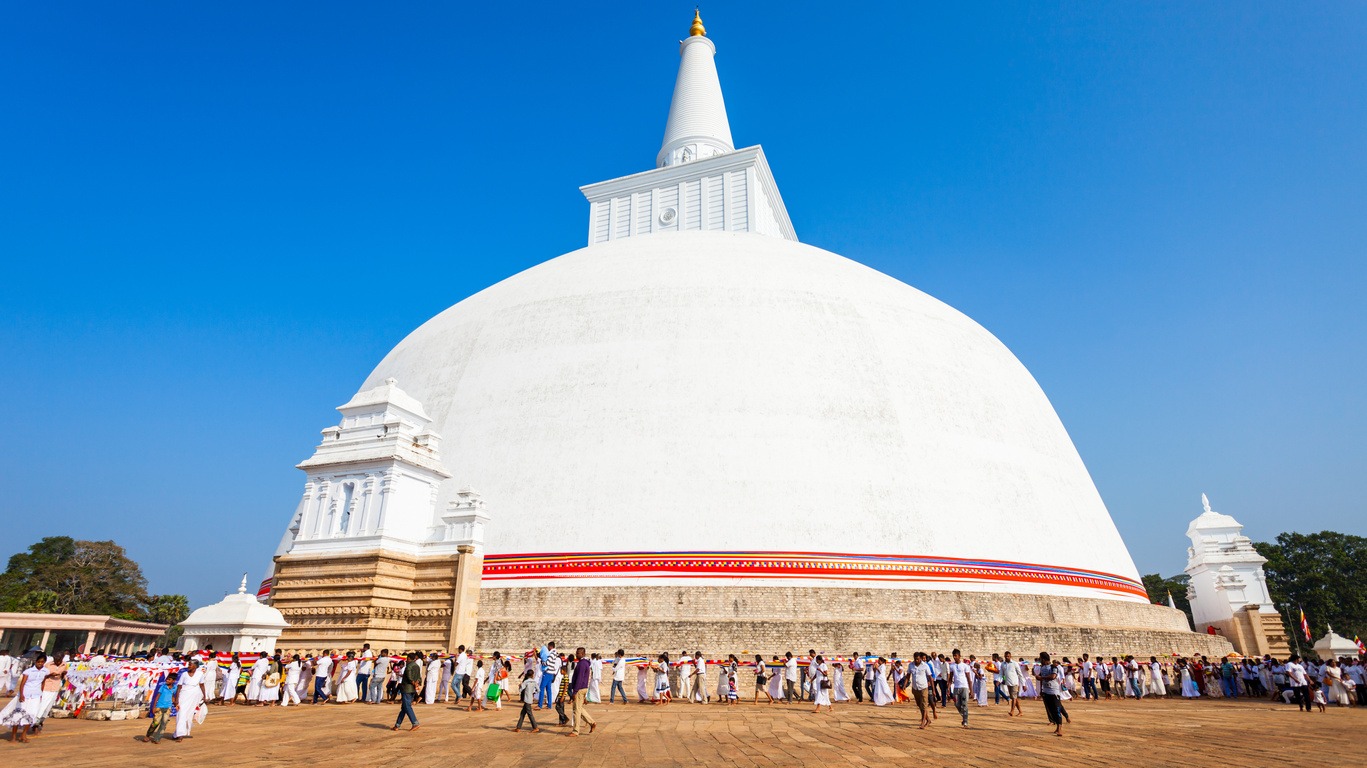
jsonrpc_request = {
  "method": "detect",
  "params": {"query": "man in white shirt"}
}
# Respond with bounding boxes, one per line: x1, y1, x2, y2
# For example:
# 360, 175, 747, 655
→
0, 650, 13, 695
1079, 653, 1096, 700
282, 654, 302, 706
909, 653, 933, 728
610, 649, 629, 704
1000, 651, 1023, 717
357, 644, 375, 703
948, 649, 973, 728
371, 650, 391, 704
1285, 655, 1311, 712
313, 650, 334, 704
692, 650, 710, 704
783, 652, 799, 703
676, 652, 693, 702
851, 654, 866, 703
450, 646, 470, 705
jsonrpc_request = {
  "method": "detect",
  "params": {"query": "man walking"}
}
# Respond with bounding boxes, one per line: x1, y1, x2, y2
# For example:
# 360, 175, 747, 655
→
851, 653, 865, 703
949, 649, 973, 728
451, 645, 470, 705
1000, 652, 1023, 717
393, 652, 423, 731
609, 649, 629, 704
783, 652, 799, 703
538, 642, 559, 709
569, 647, 597, 737
313, 649, 333, 704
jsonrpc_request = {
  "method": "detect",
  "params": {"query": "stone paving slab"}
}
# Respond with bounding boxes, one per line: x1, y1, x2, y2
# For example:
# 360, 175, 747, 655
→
8, 695, 1364, 768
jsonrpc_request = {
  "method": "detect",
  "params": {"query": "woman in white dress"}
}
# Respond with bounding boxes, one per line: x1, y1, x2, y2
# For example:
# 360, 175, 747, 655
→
257, 655, 282, 705
587, 654, 603, 704
1, 654, 49, 743
811, 657, 833, 713
973, 660, 989, 706
173, 659, 208, 741
1323, 660, 1350, 706
767, 657, 784, 701
653, 654, 672, 704
335, 652, 358, 703
832, 663, 850, 702
635, 662, 649, 702
1147, 657, 1167, 697
246, 655, 268, 703
1019, 662, 1038, 699
871, 659, 894, 706
1179, 661, 1201, 698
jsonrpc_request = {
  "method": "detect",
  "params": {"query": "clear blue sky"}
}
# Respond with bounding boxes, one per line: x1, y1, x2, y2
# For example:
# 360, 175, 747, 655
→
2, 2, 1363, 608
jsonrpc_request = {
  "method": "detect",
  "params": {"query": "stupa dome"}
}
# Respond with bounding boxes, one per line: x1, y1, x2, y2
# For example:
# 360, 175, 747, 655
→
361, 230, 1145, 601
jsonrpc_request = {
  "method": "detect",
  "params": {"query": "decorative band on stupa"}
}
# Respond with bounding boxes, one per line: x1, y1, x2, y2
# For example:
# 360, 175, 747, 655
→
482, 550, 1149, 599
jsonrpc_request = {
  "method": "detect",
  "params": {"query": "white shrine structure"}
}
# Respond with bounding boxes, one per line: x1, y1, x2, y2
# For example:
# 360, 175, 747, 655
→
1184, 494, 1289, 657
179, 575, 289, 654
1312, 626, 1359, 661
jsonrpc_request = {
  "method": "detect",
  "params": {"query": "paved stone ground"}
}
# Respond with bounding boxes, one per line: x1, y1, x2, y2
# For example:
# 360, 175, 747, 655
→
8, 694, 1364, 768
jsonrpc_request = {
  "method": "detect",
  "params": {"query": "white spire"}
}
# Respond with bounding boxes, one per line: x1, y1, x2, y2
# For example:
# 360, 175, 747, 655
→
657, 10, 734, 168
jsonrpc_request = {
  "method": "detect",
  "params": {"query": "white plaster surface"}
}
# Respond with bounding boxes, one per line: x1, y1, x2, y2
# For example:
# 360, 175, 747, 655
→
358, 231, 1143, 598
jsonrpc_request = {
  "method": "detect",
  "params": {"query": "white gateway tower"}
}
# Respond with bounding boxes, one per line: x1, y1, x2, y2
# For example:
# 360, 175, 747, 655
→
265, 12, 1230, 657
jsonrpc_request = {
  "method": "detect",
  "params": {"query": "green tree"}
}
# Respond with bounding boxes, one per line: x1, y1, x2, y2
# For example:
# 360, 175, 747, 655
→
14, 588, 59, 614
144, 594, 191, 625
0, 536, 149, 616
1142, 573, 1193, 625
1254, 531, 1367, 644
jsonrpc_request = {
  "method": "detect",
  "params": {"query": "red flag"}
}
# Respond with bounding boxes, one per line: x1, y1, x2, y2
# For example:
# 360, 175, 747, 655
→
1299, 608, 1311, 641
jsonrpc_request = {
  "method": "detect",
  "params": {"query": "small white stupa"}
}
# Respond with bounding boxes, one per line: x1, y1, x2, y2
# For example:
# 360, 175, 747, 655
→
179, 574, 289, 653
1312, 625, 1359, 661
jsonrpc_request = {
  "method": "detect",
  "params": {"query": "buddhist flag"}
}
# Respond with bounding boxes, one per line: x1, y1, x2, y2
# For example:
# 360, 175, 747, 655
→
1355, 635, 1365, 654
1299, 608, 1311, 641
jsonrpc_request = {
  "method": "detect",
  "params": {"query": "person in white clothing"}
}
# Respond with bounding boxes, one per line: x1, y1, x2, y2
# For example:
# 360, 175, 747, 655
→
811, 657, 833, 713
245, 654, 268, 704
949, 650, 973, 728
0, 650, 14, 696
424, 653, 442, 705
692, 650, 710, 704
1000, 651, 1023, 717
676, 652, 693, 702
609, 649, 629, 704
282, 655, 302, 706
313, 651, 333, 704
371, 650, 390, 704
173, 659, 208, 740
336, 652, 359, 703
783, 653, 800, 703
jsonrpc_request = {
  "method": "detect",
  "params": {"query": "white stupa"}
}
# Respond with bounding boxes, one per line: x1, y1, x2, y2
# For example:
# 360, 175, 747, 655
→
180, 575, 289, 654
263, 12, 1226, 655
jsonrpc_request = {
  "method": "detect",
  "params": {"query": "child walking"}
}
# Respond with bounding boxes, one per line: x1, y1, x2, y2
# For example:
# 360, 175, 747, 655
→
511, 670, 540, 733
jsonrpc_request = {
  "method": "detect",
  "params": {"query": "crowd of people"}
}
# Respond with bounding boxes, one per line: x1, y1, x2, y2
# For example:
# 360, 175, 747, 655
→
2, 642, 1364, 745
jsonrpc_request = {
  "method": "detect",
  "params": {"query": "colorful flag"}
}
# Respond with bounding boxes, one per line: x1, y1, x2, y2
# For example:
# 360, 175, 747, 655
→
1299, 608, 1311, 641
1355, 635, 1365, 654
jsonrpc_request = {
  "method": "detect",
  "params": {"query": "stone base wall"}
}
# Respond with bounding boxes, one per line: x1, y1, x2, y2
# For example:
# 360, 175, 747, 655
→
476, 586, 1231, 658
476, 619, 1232, 660
270, 557, 1232, 658
1210, 606, 1290, 658
272, 550, 478, 653
479, 585, 1194, 632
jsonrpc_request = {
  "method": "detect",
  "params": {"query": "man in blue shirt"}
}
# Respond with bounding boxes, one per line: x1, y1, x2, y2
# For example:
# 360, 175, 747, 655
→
144, 671, 178, 744
537, 642, 558, 709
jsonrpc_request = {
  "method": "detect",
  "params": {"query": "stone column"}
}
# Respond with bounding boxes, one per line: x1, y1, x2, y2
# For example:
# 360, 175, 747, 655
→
83, 630, 97, 654
446, 545, 484, 651
39, 629, 51, 654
